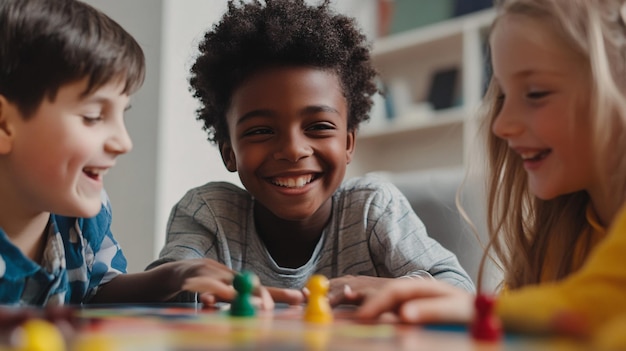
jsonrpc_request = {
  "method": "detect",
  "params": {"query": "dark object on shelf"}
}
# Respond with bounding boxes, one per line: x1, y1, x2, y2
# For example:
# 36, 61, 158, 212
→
427, 67, 459, 110
453, 0, 493, 17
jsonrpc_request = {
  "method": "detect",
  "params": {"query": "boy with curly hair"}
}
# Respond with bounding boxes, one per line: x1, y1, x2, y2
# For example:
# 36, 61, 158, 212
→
149, 0, 473, 305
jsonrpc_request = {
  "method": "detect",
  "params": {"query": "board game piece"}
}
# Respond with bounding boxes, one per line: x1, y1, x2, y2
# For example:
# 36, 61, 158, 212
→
12, 319, 65, 351
304, 326, 331, 351
470, 294, 503, 342
304, 274, 333, 324
230, 270, 257, 317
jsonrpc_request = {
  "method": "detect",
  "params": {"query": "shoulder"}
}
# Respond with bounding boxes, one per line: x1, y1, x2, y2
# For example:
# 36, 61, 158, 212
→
178, 182, 250, 204
337, 174, 406, 203
172, 182, 253, 217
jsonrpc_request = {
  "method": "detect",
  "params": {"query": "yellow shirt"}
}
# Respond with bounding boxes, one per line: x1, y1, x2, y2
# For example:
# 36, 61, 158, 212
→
496, 203, 626, 334
539, 205, 606, 283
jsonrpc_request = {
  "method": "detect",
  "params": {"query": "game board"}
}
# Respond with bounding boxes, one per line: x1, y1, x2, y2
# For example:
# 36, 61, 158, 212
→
0, 303, 590, 351
66, 304, 586, 351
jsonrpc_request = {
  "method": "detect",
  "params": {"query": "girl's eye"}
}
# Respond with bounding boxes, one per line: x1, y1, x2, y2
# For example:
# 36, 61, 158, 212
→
526, 91, 550, 100
495, 94, 505, 111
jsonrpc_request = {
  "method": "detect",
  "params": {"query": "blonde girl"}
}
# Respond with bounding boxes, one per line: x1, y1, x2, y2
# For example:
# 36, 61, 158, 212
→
357, 0, 626, 338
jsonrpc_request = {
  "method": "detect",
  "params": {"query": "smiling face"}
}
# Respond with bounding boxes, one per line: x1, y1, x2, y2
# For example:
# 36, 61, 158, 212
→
0, 77, 133, 218
222, 66, 354, 222
490, 14, 596, 200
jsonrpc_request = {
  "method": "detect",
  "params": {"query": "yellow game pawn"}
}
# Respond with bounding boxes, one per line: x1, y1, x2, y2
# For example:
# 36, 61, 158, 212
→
304, 274, 333, 324
12, 319, 65, 351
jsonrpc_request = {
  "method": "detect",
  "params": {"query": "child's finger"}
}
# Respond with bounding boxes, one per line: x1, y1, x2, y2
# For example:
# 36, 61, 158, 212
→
341, 285, 364, 305
356, 280, 457, 320
183, 277, 236, 300
397, 296, 473, 324
198, 293, 217, 306
266, 287, 305, 305
255, 287, 275, 311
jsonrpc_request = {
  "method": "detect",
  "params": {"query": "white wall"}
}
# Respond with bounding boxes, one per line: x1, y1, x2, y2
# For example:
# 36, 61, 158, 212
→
82, 0, 164, 273
84, 0, 374, 272
155, 0, 241, 265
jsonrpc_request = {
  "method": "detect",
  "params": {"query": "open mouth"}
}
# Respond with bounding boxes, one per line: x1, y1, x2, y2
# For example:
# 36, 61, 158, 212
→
520, 149, 551, 162
83, 167, 107, 181
270, 174, 319, 188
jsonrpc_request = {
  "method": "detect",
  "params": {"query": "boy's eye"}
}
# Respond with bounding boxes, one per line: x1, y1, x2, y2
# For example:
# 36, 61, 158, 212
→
243, 127, 272, 136
82, 115, 103, 123
307, 123, 335, 131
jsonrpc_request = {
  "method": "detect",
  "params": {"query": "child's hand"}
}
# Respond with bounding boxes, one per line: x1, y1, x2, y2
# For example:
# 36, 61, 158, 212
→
355, 278, 474, 324
327, 275, 394, 306
162, 259, 275, 310
171, 258, 235, 297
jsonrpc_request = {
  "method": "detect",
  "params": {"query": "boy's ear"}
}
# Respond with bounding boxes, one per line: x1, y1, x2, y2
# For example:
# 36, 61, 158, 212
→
345, 129, 356, 164
0, 95, 15, 154
219, 141, 238, 172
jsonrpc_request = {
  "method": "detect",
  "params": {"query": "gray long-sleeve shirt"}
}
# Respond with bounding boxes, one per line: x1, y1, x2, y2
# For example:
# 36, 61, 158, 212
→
149, 175, 474, 292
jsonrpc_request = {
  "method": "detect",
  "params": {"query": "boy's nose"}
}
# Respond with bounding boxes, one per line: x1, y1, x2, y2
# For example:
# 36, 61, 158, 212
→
106, 122, 133, 155
273, 132, 313, 162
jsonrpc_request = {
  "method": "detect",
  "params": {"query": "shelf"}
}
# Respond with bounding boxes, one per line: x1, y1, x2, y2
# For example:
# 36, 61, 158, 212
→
347, 7, 495, 178
358, 106, 464, 140
372, 8, 495, 60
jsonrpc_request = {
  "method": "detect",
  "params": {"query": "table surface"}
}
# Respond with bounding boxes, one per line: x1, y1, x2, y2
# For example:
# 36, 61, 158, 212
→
69, 304, 589, 351
1, 304, 589, 351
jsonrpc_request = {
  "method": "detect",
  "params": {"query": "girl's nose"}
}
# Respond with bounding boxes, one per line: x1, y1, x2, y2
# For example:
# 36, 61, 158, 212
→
491, 99, 524, 139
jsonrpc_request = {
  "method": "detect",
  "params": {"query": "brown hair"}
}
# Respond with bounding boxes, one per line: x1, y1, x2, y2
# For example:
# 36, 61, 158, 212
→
0, 0, 145, 117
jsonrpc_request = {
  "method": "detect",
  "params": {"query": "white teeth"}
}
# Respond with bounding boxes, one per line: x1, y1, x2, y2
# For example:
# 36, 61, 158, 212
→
83, 167, 108, 176
520, 150, 549, 161
272, 175, 314, 188
520, 152, 540, 160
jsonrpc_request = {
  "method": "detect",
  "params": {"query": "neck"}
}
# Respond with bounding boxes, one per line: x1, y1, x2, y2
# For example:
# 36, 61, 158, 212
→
0, 190, 51, 262
254, 199, 332, 268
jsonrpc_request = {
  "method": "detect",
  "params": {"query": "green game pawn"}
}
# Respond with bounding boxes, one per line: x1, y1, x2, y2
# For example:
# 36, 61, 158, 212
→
230, 270, 257, 317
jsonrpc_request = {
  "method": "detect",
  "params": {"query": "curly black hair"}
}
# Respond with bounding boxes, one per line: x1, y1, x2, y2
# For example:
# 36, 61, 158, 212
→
189, 0, 378, 145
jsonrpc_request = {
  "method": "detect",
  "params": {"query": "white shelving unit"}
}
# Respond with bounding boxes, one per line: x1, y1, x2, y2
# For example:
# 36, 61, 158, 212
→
347, 8, 495, 178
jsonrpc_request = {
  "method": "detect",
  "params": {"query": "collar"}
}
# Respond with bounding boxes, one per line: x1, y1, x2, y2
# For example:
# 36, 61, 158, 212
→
586, 204, 606, 237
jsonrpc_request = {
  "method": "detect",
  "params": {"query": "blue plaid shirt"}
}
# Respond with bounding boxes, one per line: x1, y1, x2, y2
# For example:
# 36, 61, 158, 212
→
0, 192, 127, 306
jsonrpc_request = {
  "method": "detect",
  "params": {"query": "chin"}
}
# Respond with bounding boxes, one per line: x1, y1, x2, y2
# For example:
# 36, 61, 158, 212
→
530, 187, 566, 201
59, 201, 102, 218
528, 179, 560, 201
274, 209, 317, 221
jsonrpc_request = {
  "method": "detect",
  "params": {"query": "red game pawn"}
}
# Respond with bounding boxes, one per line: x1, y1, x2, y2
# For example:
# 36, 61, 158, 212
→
470, 294, 503, 342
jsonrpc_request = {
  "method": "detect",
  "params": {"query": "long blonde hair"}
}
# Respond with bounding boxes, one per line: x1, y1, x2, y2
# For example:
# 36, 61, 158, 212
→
476, 0, 626, 290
